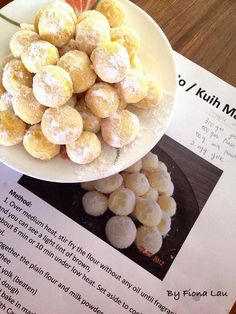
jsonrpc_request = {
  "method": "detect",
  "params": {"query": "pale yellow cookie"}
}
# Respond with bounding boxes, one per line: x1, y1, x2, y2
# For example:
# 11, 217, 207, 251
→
0, 92, 13, 111
12, 86, 46, 125
77, 10, 109, 25
109, 187, 136, 216
82, 191, 108, 216
33, 65, 73, 107
22, 40, 59, 73
66, 131, 101, 164
142, 152, 159, 172
142, 187, 159, 201
75, 16, 110, 55
85, 82, 119, 118
91, 42, 130, 83
111, 26, 140, 59
58, 50, 96, 93
125, 160, 142, 173
23, 124, 60, 160
148, 170, 173, 195
2, 59, 33, 95
0, 110, 26, 146
101, 109, 140, 148
41, 105, 83, 145
135, 226, 163, 256
124, 172, 150, 196
135, 198, 162, 226
157, 196, 176, 216
115, 69, 148, 103
105, 216, 136, 249
76, 98, 101, 133
134, 76, 162, 109
10, 30, 40, 58
94, 173, 123, 194
156, 211, 171, 236
96, 0, 126, 27
38, 7, 75, 47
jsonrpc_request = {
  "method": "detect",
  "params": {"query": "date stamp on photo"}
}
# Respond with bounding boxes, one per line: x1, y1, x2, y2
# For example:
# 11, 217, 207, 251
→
166, 289, 228, 301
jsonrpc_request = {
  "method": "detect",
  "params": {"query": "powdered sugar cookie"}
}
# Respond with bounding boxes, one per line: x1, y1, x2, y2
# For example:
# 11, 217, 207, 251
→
12, 86, 46, 125
76, 98, 101, 133
109, 187, 136, 215
75, 17, 110, 55
96, 0, 126, 28
66, 131, 101, 164
142, 152, 159, 172
135, 198, 162, 226
10, 30, 39, 58
41, 105, 83, 145
148, 170, 172, 193
0, 110, 26, 146
135, 226, 163, 256
22, 40, 59, 73
91, 42, 130, 83
101, 110, 140, 148
77, 10, 110, 25
0, 92, 13, 111
156, 211, 171, 236
105, 216, 136, 249
124, 172, 150, 196
82, 191, 108, 216
33, 65, 73, 107
58, 50, 96, 93
115, 69, 148, 103
2, 59, 33, 95
142, 187, 159, 201
158, 196, 176, 216
94, 173, 123, 194
23, 124, 60, 160
85, 82, 119, 118
125, 160, 142, 173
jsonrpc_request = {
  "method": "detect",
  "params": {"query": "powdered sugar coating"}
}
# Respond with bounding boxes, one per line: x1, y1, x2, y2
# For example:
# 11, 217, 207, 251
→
158, 196, 176, 216
142, 152, 159, 171
124, 172, 150, 196
105, 216, 136, 249
58, 50, 96, 93
96, 0, 127, 28
156, 211, 171, 236
33, 65, 73, 107
77, 10, 110, 26
101, 110, 140, 148
148, 170, 173, 194
76, 98, 101, 133
23, 124, 60, 160
75, 17, 110, 55
109, 187, 136, 215
82, 191, 108, 216
135, 198, 163, 226
135, 226, 163, 256
115, 69, 148, 103
91, 42, 130, 83
0, 92, 13, 111
2, 59, 33, 95
13, 86, 46, 124
0, 110, 26, 146
10, 30, 40, 58
22, 40, 59, 73
142, 187, 159, 201
85, 82, 119, 118
94, 173, 123, 194
66, 131, 101, 164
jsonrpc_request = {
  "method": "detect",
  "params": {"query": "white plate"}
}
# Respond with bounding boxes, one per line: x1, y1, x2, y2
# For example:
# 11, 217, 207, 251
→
0, 0, 177, 182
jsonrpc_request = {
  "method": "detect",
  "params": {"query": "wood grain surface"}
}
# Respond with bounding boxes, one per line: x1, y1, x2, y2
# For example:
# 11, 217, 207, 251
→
0, 0, 235, 312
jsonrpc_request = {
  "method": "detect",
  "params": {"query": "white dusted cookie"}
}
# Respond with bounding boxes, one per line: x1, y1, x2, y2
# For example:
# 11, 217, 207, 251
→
135, 226, 163, 256
158, 196, 176, 216
94, 173, 123, 194
135, 198, 162, 226
76, 98, 101, 133
10, 30, 39, 58
96, 0, 126, 28
125, 159, 142, 173
109, 187, 136, 215
156, 212, 171, 236
142, 152, 159, 172
82, 191, 108, 216
124, 172, 149, 196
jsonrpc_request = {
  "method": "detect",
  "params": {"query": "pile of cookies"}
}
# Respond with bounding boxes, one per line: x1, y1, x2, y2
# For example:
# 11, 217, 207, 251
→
81, 152, 176, 256
0, 0, 162, 165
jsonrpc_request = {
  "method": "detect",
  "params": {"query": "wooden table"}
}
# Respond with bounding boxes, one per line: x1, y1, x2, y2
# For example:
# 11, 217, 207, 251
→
0, 0, 235, 312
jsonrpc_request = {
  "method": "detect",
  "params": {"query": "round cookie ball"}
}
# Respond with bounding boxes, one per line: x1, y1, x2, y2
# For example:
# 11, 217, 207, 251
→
101, 109, 140, 148
2, 59, 33, 95
94, 173, 123, 194
10, 30, 40, 58
23, 124, 60, 160
41, 105, 83, 145
109, 187, 136, 215
142, 187, 159, 201
142, 152, 159, 172
66, 131, 101, 164
158, 161, 168, 172
148, 170, 172, 194
38, 7, 75, 47
134, 76, 162, 109
75, 17, 110, 55
0, 110, 26, 146
58, 50, 96, 93
0, 92, 13, 111
161, 181, 174, 197
105, 216, 136, 249
82, 191, 108, 216
85, 82, 119, 118
111, 26, 140, 59
80, 181, 95, 191
22, 40, 59, 73
76, 98, 101, 133
135, 198, 162, 226
91, 42, 130, 83
125, 160, 142, 173
115, 69, 148, 104
33, 65, 73, 107
58, 39, 78, 56
135, 225, 163, 256
157, 196, 176, 217
124, 173, 149, 196
96, 0, 126, 28
157, 212, 171, 236
77, 10, 109, 25
12, 86, 46, 124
